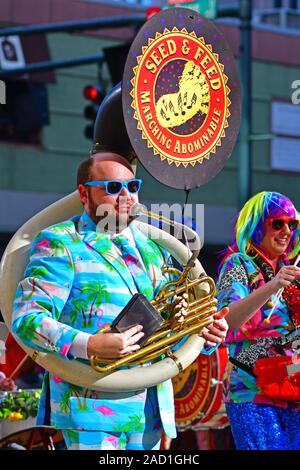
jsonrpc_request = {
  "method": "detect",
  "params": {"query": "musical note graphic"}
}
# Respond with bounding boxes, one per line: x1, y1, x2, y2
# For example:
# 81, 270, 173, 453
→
155, 61, 210, 128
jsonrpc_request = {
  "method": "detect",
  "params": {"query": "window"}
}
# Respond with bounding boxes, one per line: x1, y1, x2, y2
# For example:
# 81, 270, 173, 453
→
0, 80, 49, 145
271, 101, 300, 172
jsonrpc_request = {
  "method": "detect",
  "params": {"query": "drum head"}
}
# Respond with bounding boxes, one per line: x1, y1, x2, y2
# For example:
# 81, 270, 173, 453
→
122, 7, 240, 190
173, 345, 228, 431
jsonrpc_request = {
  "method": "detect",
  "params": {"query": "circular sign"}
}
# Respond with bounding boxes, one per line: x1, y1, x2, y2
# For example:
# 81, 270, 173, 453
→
173, 346, 228, 431
173, 353, 212, 430
122, 8, 240, 190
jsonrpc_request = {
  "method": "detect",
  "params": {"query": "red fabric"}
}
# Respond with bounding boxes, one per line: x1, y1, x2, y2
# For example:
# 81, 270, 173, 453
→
254, 356, 300, 400
0, 333, 29, 378
282, 285, 300, 326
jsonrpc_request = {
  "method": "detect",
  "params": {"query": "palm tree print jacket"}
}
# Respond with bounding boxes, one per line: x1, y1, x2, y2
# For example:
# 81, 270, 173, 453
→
12, 211, 177, 438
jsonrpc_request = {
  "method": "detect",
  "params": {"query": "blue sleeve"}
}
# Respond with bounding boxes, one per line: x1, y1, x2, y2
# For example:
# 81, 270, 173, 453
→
12, 227, 82, 361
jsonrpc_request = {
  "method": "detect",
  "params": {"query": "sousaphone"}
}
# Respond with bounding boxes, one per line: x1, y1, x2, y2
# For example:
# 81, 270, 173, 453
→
0, 8, 240, 392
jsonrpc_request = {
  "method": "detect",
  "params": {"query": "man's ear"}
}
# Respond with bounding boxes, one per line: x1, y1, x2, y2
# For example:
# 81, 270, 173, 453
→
78, 184, 88, 205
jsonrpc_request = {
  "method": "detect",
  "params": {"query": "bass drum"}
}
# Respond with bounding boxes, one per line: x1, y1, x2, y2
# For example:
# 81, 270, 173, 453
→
173, 345, 228, 431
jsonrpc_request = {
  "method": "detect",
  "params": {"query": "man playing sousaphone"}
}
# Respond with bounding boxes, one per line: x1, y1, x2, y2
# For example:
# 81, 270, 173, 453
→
7, 7, 241, 450
11, 150, 228, 450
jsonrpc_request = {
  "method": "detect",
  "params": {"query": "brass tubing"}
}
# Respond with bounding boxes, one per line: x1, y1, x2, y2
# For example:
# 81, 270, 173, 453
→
174, 276, 214, 294
144, 310, 214, 347
152, 276, 215, 303
89, 205, 218, 374
143, 305, 217, 345
91, 310, 217, 373
91, 303, 218, 372
139, 345, 175, 364
152, 290, 214, 312
181, 299, 218, 317
141, 302, 217, 345
157, 276, 215, 297
153, 296, 217, 322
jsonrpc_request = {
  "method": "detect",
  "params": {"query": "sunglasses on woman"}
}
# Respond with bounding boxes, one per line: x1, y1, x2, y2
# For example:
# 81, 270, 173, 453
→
267, 218, 299, 232
84, 179, 142, 195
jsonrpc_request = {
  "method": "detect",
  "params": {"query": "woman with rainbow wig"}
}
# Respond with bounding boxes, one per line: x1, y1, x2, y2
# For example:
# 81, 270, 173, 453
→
217, 191, 300, 450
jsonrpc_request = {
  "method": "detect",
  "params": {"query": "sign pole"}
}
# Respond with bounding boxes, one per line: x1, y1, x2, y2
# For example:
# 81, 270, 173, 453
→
238, 0, 252, 209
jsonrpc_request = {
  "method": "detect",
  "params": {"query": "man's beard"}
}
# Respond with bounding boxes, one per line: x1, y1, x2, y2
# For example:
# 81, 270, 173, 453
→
87, 193, 133, 233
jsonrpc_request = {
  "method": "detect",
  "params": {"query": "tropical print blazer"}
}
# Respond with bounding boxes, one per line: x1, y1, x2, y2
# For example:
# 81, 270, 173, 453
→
12, 211, 177, 437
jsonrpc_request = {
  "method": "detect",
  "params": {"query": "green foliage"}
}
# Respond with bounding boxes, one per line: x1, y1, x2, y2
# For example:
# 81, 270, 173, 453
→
113, 414, 143, 433
0, 390, 41, 420
65, 430, 79, 444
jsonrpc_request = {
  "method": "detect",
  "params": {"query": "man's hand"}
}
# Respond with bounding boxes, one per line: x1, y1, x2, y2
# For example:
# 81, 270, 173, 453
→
201, 307, 229, 347
87, 324, 144, 358
160, 432, 172, 450
0, 377, 17, 391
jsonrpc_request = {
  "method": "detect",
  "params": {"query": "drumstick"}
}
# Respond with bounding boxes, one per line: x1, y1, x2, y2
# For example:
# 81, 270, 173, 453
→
8, 354, 29, 380
264, 252, 300, 324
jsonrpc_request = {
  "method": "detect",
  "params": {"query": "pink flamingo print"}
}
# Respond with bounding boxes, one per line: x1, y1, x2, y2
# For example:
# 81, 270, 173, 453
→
95, 308, 110, 329
35, 239, 50, 250
123, 254, 140, 276
101, 435, 119, 449
92, 400, 118, 427
16, 299, 36, 314
61, 343, 72, 357
95, 308, 103, 326
52, 375, 63, 383
38, 281, 69, 298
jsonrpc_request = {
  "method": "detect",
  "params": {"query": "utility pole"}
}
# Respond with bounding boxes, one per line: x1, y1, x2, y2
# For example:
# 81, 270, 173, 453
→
238, 0, 252, 209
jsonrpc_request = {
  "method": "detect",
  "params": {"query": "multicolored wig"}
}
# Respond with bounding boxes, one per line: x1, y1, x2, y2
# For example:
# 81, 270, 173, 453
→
220, 191, 300, 266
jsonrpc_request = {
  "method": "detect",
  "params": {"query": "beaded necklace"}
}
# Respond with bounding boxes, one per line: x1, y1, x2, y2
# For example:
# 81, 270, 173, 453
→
249, 246, 300, 326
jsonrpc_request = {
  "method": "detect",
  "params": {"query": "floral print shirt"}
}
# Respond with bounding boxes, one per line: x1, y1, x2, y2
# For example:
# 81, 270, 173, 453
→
217, 249, 300, 408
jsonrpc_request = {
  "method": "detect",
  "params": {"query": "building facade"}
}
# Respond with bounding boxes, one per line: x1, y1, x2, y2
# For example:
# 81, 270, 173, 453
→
0, 0, 300, 277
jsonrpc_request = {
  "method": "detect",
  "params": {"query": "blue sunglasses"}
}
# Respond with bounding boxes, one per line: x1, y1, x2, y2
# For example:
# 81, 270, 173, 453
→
84, 179, 142, 195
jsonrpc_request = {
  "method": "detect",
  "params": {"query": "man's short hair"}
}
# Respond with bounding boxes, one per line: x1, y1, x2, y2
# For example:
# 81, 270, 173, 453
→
77, 147, 135, 186
91, 143, 137, 165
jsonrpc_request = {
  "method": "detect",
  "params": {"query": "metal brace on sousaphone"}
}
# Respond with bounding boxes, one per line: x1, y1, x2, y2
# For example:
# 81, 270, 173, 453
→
0, 7, 240, 392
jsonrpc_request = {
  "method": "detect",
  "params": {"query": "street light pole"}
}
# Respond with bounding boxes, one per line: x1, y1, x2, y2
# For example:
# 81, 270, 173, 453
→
238, 0, 252, 209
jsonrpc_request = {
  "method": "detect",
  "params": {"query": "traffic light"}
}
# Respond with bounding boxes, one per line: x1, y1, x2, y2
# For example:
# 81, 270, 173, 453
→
83, 84, 105, 140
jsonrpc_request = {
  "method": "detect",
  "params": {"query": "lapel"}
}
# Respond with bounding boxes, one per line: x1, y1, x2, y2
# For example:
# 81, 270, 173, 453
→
76, 211, 137, 294
130, 224, 163, 293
